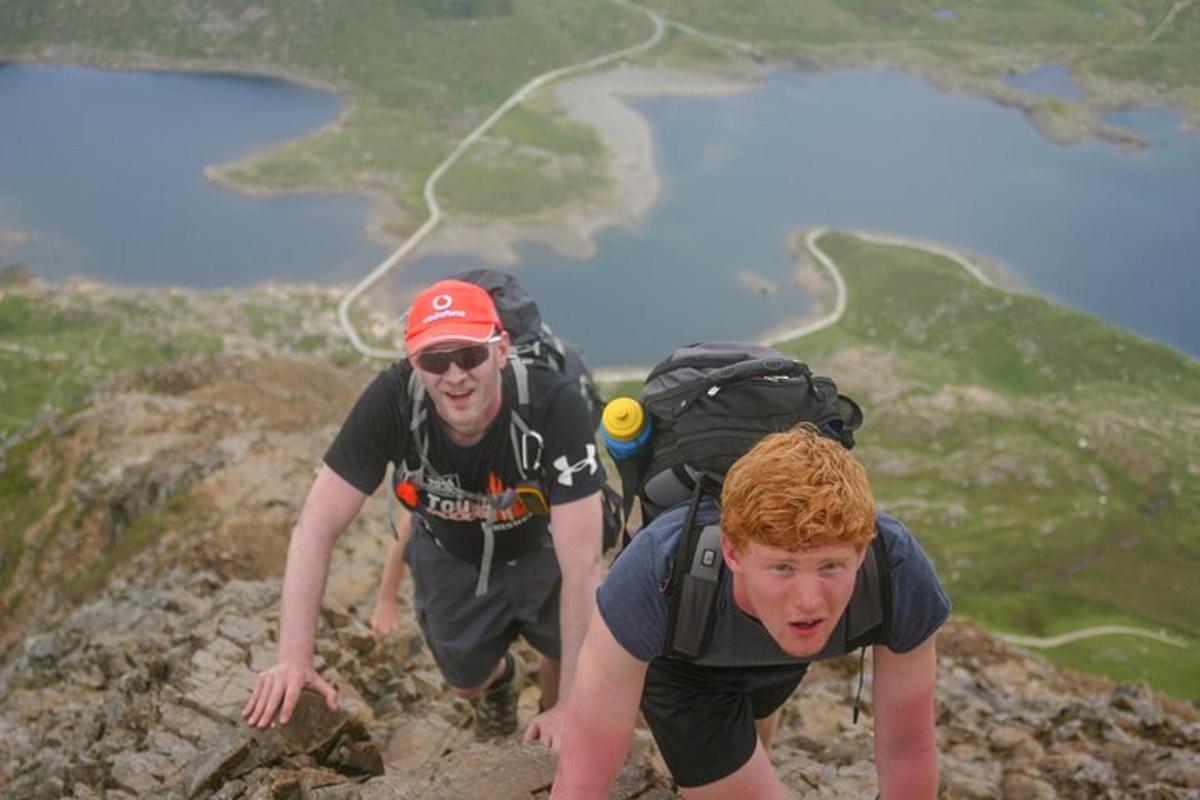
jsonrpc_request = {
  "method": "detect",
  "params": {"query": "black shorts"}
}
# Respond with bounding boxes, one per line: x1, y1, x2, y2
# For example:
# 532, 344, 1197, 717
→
405, 525, 561, 689
640, 658, 809, 788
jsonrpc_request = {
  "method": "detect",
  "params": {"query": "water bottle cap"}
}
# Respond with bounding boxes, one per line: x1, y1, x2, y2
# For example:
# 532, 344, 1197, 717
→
602, 397, 645, 441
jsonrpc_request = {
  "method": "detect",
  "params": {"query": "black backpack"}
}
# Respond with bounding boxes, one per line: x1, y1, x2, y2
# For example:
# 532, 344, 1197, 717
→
620, 341, 863, 526
449, 268, 604, 430
606, 342, 882, 661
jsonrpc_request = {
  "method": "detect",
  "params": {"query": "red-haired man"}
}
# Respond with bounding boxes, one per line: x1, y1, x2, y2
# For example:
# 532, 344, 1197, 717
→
553, 424, 948, 798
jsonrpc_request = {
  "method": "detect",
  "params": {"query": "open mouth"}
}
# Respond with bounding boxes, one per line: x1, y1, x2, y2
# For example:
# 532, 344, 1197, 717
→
788, 619, 822, 635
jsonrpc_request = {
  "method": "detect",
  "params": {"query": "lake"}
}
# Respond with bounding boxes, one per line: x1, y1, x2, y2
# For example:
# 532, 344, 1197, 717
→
405, 70, 1200, 365
0, 64, 387, 287
2, 65, 1197, 365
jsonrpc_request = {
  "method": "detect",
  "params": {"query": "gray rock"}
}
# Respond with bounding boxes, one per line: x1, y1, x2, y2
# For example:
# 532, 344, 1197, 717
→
212, 579, 280, 614
110, 749, 176, 795
150, 728, 202, 762
326, 731, 385, 777
183, 651, 258, 721
940, 762, 1001, 799
209, 778, 248, 800
1001, 770, 1058, 799
217, 615, 271, 648
1110, 682, 1163, 726
990, 724, 1033, 752
160, 701, 230, 743
363, 742, 556, 800
23, 628, 83, 670
178, 734, 256, 799
1155, 749, 1200, 789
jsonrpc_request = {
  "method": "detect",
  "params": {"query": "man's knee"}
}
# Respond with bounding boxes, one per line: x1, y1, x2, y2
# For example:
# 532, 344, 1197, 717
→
448, 653, 512, 699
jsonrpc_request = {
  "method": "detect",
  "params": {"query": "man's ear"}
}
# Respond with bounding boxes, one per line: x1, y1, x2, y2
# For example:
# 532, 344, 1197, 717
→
855, 541, 870, 571
721, 534, 745, 576
495, 331, 511, 362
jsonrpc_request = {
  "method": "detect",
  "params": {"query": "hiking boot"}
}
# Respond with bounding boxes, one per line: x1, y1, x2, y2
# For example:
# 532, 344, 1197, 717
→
473, 651, 525, 739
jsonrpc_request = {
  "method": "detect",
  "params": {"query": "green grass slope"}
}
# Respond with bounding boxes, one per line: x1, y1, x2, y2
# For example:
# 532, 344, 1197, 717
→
0, 275, 373, 609
778, 232, 1199, 700
0, 278, 360, 440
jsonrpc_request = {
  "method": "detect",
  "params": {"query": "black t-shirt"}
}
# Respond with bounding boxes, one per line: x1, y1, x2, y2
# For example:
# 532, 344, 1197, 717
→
324, 360, 606, 565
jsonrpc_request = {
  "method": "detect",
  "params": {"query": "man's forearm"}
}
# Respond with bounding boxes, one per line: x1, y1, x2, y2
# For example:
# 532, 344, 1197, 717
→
551, 710, 635, 799
877, 746, 938, 800
378, 516, 412, 600
551, 610, 646, 799
277, 522, 336, 664
555, 564, 598, 701
549, 492, 604, 703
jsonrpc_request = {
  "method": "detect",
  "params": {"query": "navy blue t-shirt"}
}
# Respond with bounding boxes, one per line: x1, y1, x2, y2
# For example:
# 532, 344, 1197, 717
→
597, 499, 950, 666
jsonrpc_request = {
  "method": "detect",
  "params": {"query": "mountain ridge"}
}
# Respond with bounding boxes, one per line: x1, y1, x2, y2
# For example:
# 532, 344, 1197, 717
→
1, 259, 1198, 796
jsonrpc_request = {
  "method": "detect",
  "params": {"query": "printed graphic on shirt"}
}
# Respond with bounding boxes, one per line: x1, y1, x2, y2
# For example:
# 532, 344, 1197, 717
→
421, 470, 531, 531
553, 443, 599, 487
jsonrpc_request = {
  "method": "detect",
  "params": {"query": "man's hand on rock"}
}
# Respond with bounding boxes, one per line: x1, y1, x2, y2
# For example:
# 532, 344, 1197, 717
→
522, 703, 568, 750
370, 596, 400, 638
242, 661, 338, 729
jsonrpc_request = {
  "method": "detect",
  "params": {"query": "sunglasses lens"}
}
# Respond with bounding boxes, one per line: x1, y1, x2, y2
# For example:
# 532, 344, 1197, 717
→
418, 343, 490, 374
416, 351, 450, 373
458, 345, 489, 371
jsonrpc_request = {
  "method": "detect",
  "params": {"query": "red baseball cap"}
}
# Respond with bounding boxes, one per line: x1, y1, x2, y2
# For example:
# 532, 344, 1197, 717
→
405, 279, 503, 354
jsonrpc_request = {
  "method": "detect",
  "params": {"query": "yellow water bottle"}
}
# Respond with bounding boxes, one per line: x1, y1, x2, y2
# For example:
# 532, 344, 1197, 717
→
600, 397, 652, 461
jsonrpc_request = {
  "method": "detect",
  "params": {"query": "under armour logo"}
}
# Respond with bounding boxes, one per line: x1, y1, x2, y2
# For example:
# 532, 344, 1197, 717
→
553, 444, 598, 487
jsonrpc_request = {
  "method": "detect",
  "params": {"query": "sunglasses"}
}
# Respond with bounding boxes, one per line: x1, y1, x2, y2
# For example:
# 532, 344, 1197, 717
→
416, 336, 500, 374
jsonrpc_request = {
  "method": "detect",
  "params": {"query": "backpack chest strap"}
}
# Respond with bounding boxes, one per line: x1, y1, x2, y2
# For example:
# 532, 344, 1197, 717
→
403, 364, 544, 596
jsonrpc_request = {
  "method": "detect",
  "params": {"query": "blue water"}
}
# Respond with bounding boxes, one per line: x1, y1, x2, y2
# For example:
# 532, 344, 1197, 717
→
1003, 64, 1086, 99
403, 70, 1200, 365
0, 64, 387, 287
3, 66, 1197, 365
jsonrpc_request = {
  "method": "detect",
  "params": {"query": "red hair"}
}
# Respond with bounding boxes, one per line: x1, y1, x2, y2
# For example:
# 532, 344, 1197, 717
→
720, 424, 876, 554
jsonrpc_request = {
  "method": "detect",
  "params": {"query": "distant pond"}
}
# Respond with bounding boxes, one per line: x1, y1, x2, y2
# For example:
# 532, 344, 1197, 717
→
0, 64, 387, 287
405, 70, 1200, 364
2, 64, 1198, 365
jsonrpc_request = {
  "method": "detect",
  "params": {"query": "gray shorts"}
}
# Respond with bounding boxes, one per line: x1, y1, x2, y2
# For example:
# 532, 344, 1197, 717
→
405, 525, 562, 689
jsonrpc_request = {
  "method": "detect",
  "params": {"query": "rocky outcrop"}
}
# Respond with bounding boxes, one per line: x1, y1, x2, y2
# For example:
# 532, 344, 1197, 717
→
1, 558, 1196, 798
1, 351, 1196, 798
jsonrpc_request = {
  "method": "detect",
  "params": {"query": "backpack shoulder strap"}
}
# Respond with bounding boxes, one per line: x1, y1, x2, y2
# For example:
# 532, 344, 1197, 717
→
849, 532, 892, 723
405, 368, 437, 477
506, 356, 544, 480
661, 484, 724, 660
844, 532, 892, 651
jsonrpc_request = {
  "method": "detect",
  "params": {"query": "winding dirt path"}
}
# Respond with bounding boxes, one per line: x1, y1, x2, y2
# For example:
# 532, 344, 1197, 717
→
997, 625, 1187, 650
1146, 0, 1197, 45
336, 0, 666, 359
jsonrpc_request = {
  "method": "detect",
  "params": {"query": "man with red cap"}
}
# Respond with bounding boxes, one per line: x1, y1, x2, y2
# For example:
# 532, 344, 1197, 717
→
243, 279, 607, 746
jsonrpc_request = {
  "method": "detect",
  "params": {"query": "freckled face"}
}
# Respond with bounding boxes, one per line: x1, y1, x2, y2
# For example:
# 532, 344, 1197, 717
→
723, 537, 866, 658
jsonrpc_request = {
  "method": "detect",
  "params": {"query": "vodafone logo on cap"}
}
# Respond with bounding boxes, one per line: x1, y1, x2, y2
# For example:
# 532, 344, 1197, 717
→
422, 290, 467, 324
